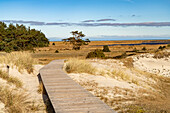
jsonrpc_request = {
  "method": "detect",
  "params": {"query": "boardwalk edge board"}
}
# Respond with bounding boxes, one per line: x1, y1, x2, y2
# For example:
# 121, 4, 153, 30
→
40, 60, 116, 113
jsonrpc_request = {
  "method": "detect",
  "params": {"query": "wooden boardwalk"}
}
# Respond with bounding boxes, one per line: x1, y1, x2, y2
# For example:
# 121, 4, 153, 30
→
40, 60, 116, 113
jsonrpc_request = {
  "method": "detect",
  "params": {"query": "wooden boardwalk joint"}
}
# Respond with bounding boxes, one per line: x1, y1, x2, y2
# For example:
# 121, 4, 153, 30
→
40, 60, 116, 113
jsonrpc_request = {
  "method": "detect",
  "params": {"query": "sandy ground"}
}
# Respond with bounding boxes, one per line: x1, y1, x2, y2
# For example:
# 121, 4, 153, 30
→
68, 59, 141, 112
0, 64, 45, 113
1, 50, 169, 112
67, 54, 170, 112
0, 102, 5, 113
133, 53, 170, 77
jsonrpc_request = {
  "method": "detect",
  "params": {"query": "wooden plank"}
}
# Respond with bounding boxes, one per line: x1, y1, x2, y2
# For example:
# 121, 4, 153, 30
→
40, 60, 116, 113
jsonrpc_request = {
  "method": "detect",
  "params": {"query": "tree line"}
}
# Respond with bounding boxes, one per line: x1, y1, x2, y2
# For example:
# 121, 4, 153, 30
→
0, 22, 49, 52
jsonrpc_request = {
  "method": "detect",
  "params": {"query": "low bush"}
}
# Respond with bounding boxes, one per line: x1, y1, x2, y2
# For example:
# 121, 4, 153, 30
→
55, 50, 59, 53
86, 49, 105, 58
103, 45, 111, 52
52, 43, 55, 45
64, 58, 97, 74
113, 52, 127, 59
158, 46, 166, 50
142, 47, 146, 51
132, 48, 138, 52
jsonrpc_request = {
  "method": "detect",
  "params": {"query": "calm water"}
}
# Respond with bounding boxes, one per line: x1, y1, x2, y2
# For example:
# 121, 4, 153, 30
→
96, 40, 170, 46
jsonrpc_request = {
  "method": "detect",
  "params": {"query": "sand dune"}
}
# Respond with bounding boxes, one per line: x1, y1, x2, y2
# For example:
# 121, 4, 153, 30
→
133, 53, 170, 77
67, 52, 170, 112
0, 64, 45, 112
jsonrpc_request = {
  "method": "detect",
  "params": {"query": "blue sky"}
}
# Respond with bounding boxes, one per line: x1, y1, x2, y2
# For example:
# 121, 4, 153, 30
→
0, 0, 170, 41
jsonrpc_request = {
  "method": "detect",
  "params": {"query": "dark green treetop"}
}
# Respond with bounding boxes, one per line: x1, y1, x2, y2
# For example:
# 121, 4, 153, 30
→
62, 31, 90, 50
0, 22, 49, 52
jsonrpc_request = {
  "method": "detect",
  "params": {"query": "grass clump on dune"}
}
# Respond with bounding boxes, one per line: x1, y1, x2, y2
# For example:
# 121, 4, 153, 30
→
153, 52, 170, 59
0, 70, 22, 88
0, 86, 38, 113
111, 69, 131, 81
64, 58, 97, 74
0, 51, 37, 73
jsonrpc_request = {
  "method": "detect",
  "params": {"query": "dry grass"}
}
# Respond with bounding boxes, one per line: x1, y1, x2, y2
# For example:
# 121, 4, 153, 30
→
111, 69, 131, 81
64, 58, 97, 74
0, 86, 39, 113
0, 70, 22, 88
68, 58, 170, 112
153, 51, 170, 59
31, 40, 169, 64
77, 79, 169, 113
37, 82, 44, 94
121, 57, 134, 68
0, 51, 37, 73
77, 80, 147, 112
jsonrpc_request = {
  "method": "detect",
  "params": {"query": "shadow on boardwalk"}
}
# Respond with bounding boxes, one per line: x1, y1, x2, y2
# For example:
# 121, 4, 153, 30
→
38, 60, 116, 113
37, 73, 55, 113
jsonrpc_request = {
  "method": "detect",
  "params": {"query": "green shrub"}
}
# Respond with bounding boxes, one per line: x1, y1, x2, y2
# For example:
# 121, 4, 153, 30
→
158, 46, 163, 50
103, 45, 111, 52
113, 52, 127, 59
167, 44, 170, 47
86, 49, 105, 58
133, 48, 138, 52
4, 47, 11, 53
120, 52, 127, 58
142, 47, 146, 51
52, 43, 55, 45
55, 50, 59, 53
163, 46, 166, 49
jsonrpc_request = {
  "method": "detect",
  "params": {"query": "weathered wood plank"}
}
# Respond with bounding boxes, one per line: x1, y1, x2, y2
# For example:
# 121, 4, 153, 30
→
40, 60, 116, 113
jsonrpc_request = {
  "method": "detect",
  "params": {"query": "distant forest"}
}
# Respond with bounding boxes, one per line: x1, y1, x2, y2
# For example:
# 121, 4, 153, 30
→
0, 22, 49, 52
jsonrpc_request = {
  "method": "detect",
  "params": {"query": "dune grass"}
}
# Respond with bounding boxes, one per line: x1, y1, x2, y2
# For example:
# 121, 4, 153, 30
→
0, 86, 39, 113
111, 69, 131, 81
65, 58, 134, 83
153, 51, 170, 59
37, 82, 44, 94
0, 70, 22, 88
64, 58, 97, 74
0, 51, 37, 73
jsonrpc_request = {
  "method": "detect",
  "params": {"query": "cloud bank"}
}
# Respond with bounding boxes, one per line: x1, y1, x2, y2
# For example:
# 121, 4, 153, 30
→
82, 20, 95, 22
2, 20, 170, 27
82, 19, 116, 22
